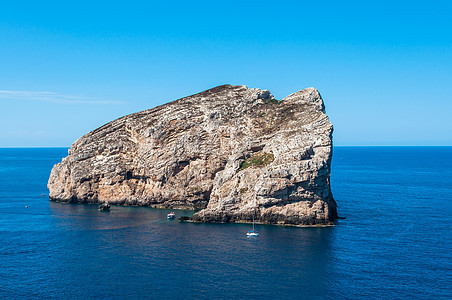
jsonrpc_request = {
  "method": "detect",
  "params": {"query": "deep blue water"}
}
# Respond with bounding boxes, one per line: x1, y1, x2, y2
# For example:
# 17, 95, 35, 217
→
0, 147, 451, 299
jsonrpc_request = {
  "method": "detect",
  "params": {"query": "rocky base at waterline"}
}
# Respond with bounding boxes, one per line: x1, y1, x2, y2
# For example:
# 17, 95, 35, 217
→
48, 84, 337, 225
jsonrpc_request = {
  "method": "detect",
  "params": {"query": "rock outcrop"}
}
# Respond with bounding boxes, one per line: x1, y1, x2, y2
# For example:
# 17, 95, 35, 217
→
48, 85, 337, 225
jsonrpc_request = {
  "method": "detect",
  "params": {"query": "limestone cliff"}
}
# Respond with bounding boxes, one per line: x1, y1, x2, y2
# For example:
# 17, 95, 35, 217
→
48, 85, 337, 225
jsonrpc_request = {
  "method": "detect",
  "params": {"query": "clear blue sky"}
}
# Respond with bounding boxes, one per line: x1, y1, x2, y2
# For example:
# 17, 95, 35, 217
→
1, 0, 451, 146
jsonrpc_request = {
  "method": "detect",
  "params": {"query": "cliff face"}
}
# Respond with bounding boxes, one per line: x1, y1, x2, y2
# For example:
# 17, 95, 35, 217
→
48, 85, 336, 225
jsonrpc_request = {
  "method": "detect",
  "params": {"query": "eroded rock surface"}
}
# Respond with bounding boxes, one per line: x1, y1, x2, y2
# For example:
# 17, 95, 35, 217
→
48, 85, 337, 225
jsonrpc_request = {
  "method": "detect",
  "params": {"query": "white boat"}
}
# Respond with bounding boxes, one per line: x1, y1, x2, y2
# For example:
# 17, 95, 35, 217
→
247, 230, 259, 237
247, 214, 259, 237
167, 212, 176, 219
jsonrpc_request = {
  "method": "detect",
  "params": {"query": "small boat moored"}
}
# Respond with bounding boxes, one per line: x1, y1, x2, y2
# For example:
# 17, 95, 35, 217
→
98, 203, 111, 212
167, 212, 176, 219
247, 230, 259, 237
246, 214, 259, 237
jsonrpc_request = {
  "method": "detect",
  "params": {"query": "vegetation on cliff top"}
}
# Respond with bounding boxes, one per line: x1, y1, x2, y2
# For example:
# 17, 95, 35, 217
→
263, 99, 282, 105
239, 152, 274, 170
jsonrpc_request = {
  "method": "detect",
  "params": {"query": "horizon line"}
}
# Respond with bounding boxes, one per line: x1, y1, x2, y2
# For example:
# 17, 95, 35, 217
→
1, 145, 451, 148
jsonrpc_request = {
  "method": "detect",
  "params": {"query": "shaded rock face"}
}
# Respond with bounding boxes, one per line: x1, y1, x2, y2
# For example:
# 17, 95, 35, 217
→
48, 85, 337, 225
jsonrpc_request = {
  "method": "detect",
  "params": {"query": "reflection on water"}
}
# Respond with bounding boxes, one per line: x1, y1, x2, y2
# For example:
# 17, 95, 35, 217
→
42, 202, 334, 298
48, 201, 195, 231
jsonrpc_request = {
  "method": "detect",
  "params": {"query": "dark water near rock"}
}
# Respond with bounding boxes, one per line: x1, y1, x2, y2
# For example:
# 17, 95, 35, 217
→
0, 147, 451, 299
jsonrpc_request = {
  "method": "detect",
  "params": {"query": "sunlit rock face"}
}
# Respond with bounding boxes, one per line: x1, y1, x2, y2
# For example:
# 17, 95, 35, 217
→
48, 85, 336, 225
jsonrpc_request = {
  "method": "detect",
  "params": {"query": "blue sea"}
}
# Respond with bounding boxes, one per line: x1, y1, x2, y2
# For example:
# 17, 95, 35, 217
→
0, 147, 451, 299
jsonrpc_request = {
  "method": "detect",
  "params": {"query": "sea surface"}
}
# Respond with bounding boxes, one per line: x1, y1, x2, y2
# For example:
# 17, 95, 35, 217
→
0, 147, 451, 299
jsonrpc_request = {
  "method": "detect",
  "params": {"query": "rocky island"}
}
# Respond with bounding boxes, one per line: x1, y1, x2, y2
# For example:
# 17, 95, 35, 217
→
48, 85, 337, 225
